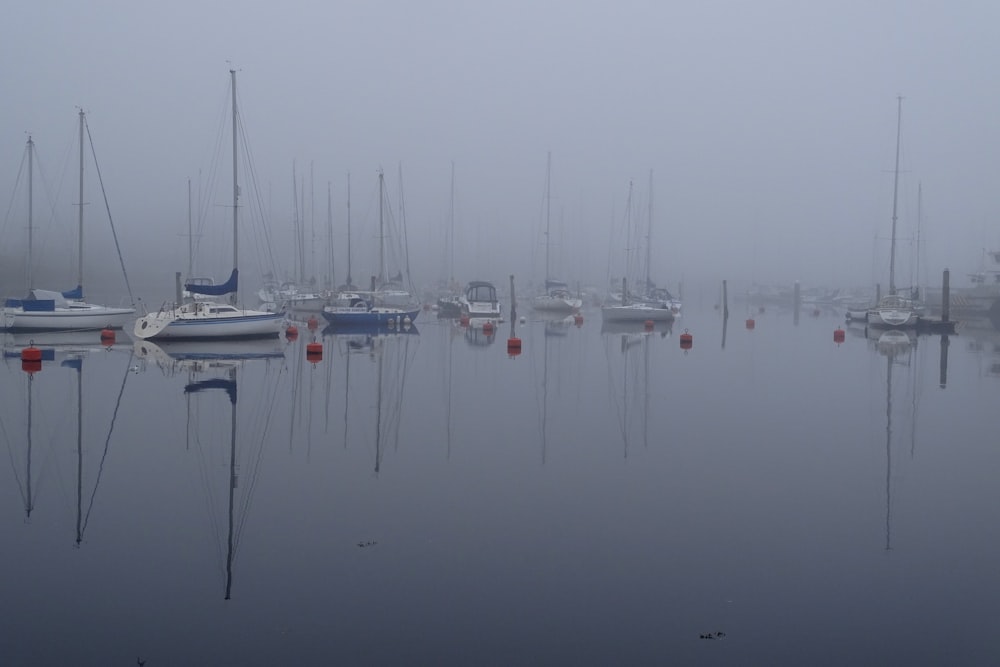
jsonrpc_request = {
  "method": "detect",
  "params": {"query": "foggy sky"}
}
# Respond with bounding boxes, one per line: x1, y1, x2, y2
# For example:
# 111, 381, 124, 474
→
2, 1, 999, 304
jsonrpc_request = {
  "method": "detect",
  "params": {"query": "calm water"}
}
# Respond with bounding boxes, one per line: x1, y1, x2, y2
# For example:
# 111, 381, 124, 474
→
2, 303, 999, 666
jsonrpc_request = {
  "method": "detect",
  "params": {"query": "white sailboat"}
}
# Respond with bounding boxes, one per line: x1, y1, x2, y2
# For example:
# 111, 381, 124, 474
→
2, 112, 135, 331
868, 97, 919, 330
134, 70, 285, 340
602, 177, 676, 323
533, 153, 582, 314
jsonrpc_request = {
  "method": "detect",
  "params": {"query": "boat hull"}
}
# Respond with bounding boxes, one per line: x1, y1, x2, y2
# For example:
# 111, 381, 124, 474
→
532, 295, 582, 313
1, 305, 135, 332
321, 307, 420, 327
868, 308, 918, 328
601, 304, 676, 323
133, 309, 284, 340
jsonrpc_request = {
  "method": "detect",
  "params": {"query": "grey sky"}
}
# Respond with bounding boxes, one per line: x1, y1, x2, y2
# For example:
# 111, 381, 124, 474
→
2, 1, 998, 301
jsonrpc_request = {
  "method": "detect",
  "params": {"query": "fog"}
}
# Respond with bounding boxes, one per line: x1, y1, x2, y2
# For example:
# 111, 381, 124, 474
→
3, 1, 999, 305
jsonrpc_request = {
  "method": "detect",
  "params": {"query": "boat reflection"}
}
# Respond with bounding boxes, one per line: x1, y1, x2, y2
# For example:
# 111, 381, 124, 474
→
133, 338, 286, 375
325, 322, 418, 474
602, 323, 658, 457
866, 326, 917, 551
2, 333, 132, 546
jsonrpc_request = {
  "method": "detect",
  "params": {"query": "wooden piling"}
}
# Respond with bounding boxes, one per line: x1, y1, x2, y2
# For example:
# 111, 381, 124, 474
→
941, 268, 950, 323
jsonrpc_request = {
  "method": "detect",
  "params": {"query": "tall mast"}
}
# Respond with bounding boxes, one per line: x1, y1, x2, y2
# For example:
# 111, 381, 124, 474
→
326, 180, 334, 288
187, 177, 193, 279
449, 160, 455, 284
26, 136, 34, 291
77, 109, 85, 293
888, 95, 902, 295
645, 169, 653, 294
346, 172, 352, 287
230, 69, 239, 305
378, 168, 386, 285
545, 151, 552, 280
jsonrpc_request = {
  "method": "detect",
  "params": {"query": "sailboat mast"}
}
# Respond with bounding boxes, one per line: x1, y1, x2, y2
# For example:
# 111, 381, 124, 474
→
230, 69, 239, 305
327, 180, 334, 288
449, 161, 455, 284
346, 172, 352, 286
889, 95, 902, 295
545, 151, 552, 280
645, 169, 653, 294
378, 168, 386, 285
187, 178, 193, 279
26, 136, 34, 291
78, 109, 85, 292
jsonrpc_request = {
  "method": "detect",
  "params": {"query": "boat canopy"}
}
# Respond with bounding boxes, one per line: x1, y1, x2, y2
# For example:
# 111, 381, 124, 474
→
186, 269, 238, 296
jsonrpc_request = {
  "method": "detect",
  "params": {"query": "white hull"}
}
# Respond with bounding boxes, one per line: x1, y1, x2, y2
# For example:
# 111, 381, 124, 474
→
134, 303, 284, 340
868, 308, 918, 328
2, 304, 134, 332
601, 304, 675, 323
532, 294, 582, 313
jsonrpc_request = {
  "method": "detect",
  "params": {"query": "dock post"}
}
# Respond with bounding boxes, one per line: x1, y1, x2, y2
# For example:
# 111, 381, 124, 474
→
722, 280, 729, 319
939, 333, 950, 389
941, 269, 950, 323
793, 280, 800, 326
509, 274, 517, 321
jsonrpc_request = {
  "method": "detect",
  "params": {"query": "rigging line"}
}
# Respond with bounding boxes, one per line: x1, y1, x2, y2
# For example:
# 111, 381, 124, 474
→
234, 362, 285, 553
84, 120, 134, 305
0, 141, 30, 240
1, 374, 30, 509
237, 109, 280, 280
80, 349, 134, 536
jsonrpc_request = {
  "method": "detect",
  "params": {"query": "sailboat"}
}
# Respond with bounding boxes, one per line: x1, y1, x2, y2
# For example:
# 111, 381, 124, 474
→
134, 70, 285, 340
436, 161, 464, 318
322, 169, 420, 327
602, 177, 676, 323
532, 153, 582, 314
2, 112, 135, 331
868, 97, 919, 329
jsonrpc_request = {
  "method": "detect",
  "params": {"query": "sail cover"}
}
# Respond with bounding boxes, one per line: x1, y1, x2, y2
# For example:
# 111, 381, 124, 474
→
185, 269, 238, 296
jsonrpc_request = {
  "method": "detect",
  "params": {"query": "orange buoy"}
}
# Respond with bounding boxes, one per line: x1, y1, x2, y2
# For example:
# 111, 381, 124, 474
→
100, 328, 116, 344
286, 325, 299, 339
574, 313, 584, 326
833, 328, 846, 343
460, 314, 470, 327
21, 345, 42, 374
745, 318, 755, 330
306, 341, 323, 361
307, 316, 319, 330
507, 336, 522, 357
644, 319, 654, 330
483, 321, 495, 335
679, 330, 693, 350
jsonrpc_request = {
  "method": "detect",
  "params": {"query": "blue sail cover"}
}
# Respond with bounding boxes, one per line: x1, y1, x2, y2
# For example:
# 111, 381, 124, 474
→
62, 285, 83, 300
185, 269, 238, 296
185, 378, 237, 404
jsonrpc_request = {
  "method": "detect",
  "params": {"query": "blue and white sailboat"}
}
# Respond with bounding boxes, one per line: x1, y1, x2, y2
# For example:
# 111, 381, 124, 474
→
134, 70, 284, 341
2, 113, 135, 332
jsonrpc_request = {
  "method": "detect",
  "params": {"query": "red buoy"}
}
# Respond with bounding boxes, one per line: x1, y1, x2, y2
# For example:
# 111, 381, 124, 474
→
745, 318, 755, 330
679, 330, 693, 350
21, 346, 42, 374
460, 314, 470, 327
286, 325, 299, 339
100, 328, 116, 345
507, 336, 522, 357
833, 328, 846, 344
483, 321, 495, 335
644, 319, 654, 330
307, 316, 319, 330
306, 341, 323, 361
574, 313, 584, 326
